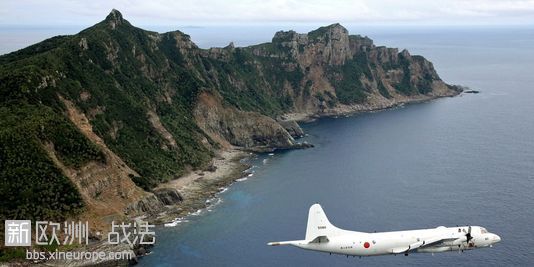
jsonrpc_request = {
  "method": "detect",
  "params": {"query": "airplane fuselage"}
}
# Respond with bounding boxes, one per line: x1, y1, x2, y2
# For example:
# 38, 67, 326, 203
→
291, 226, 500, 256
268, 204, 501, 257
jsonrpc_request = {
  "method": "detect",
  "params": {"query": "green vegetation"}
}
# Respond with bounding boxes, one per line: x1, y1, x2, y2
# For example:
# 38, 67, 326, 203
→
74, 23, 213, 190
377, 80, 392, 98
0, 14, 214, 221
308, 24, 334, 41
412, 56, 434, 94
0, 248, 26, 262
324, 91, 337, 107
327, 56, 371, 104
393, 57, 435, 95
0, 104, 88, 221
394, 65, 414, 95
206, 45, 303, 116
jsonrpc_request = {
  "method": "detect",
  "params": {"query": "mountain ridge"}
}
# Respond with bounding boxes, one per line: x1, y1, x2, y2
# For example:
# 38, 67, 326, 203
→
0, 10, 461, 232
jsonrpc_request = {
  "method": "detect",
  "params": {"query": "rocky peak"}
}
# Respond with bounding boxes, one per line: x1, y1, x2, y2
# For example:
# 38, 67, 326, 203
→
225, 42, 235, 49
305, 23, 351, 65
162, 30, 198, 52
265, 24, 352, 66
272, 30, 307, 46
308, 23, 348, 40
106, 9, 123, 22
327, 23, 348, 33
105, 9, 124, 29
400, 49, 411, 58
272, 30, 299, 43
327, 23, 345, 30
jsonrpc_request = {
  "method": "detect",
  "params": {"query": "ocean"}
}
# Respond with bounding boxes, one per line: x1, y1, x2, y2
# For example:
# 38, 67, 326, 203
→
2, 25, 533, 266
137, 26, 534, 267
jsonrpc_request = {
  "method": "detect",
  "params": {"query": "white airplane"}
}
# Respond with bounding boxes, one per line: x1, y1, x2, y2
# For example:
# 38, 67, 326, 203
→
268, 204, 501, 257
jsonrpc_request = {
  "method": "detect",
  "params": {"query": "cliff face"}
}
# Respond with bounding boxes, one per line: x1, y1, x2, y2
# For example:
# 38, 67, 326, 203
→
0, 10, 460, 226
266, 24, 353, 66
194, 92, 297, 151
246, 23, 458, 115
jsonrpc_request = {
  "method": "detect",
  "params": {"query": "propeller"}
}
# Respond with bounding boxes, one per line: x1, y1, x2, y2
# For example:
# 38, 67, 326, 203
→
465, 226, 473, 243
459, 226, 473, 253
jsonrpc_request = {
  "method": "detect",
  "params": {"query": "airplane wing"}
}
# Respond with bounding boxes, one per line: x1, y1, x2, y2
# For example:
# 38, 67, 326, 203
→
391, 235, 460, 254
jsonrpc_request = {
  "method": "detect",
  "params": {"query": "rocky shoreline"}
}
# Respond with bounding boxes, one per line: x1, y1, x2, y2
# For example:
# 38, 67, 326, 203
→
152, 149, 251, 225
283, 89, 461, 123
20, 150, 252, 267
144, 87, 463, 233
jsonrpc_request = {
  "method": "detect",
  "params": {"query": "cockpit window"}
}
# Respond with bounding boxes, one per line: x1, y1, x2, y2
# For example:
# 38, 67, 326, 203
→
481, 228, 488, 234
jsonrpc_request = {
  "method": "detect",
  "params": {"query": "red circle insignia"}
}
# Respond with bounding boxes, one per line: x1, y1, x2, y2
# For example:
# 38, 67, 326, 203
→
364, 242, 370, 248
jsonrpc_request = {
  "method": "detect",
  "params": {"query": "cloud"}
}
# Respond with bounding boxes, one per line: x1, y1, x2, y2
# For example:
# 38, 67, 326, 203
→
0, 0, 533, 25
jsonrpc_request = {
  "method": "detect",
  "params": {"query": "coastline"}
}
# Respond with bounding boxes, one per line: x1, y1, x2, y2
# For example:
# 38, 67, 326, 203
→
283, 90, 461, 123
145, 89, 463, 228
20, 149, 252, 266
153, 149, 251, 225
150, 90, 463, 225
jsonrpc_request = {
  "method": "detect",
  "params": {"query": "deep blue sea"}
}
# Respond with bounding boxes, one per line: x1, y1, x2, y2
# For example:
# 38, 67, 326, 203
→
2, 25, 533, 266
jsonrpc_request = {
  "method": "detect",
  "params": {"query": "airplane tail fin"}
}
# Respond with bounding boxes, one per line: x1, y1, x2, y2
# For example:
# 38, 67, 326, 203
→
267, 204, 344, 247
305, 203, 340, 240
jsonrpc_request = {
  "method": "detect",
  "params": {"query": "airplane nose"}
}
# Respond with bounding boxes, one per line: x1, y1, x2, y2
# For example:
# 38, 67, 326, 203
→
493, 234, 501, 243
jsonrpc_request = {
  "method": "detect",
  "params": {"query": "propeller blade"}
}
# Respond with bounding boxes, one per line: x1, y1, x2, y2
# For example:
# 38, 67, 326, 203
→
466, 226, 473, 244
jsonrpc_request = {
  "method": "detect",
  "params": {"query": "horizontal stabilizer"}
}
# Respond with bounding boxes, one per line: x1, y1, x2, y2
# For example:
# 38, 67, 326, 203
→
267, 240, 305, 246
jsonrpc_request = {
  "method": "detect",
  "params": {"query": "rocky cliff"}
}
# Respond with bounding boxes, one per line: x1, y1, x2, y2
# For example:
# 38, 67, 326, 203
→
246, 23, 458, 116
0, 10, 460, 231
194, 92, 298, 151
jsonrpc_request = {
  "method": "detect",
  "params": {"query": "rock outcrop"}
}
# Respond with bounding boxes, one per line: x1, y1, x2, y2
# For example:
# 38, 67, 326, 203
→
50, 96, 166, 232
153, 188, 183, 206
194, 92, 298, 151
278, 120, 304, 138
125, 194, 165, 215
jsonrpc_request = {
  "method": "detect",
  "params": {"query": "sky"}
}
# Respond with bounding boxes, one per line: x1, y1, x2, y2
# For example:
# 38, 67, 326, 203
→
0, 0, 533, 27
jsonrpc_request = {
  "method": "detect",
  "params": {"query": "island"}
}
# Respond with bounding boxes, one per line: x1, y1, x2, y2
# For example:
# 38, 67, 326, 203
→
0, 9, 461, 264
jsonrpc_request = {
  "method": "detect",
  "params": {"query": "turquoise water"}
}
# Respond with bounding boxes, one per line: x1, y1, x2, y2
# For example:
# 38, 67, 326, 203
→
137, 27, 534, 266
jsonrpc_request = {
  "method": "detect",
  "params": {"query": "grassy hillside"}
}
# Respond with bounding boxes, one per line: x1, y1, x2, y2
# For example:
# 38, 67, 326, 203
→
0, 12, 215, 221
